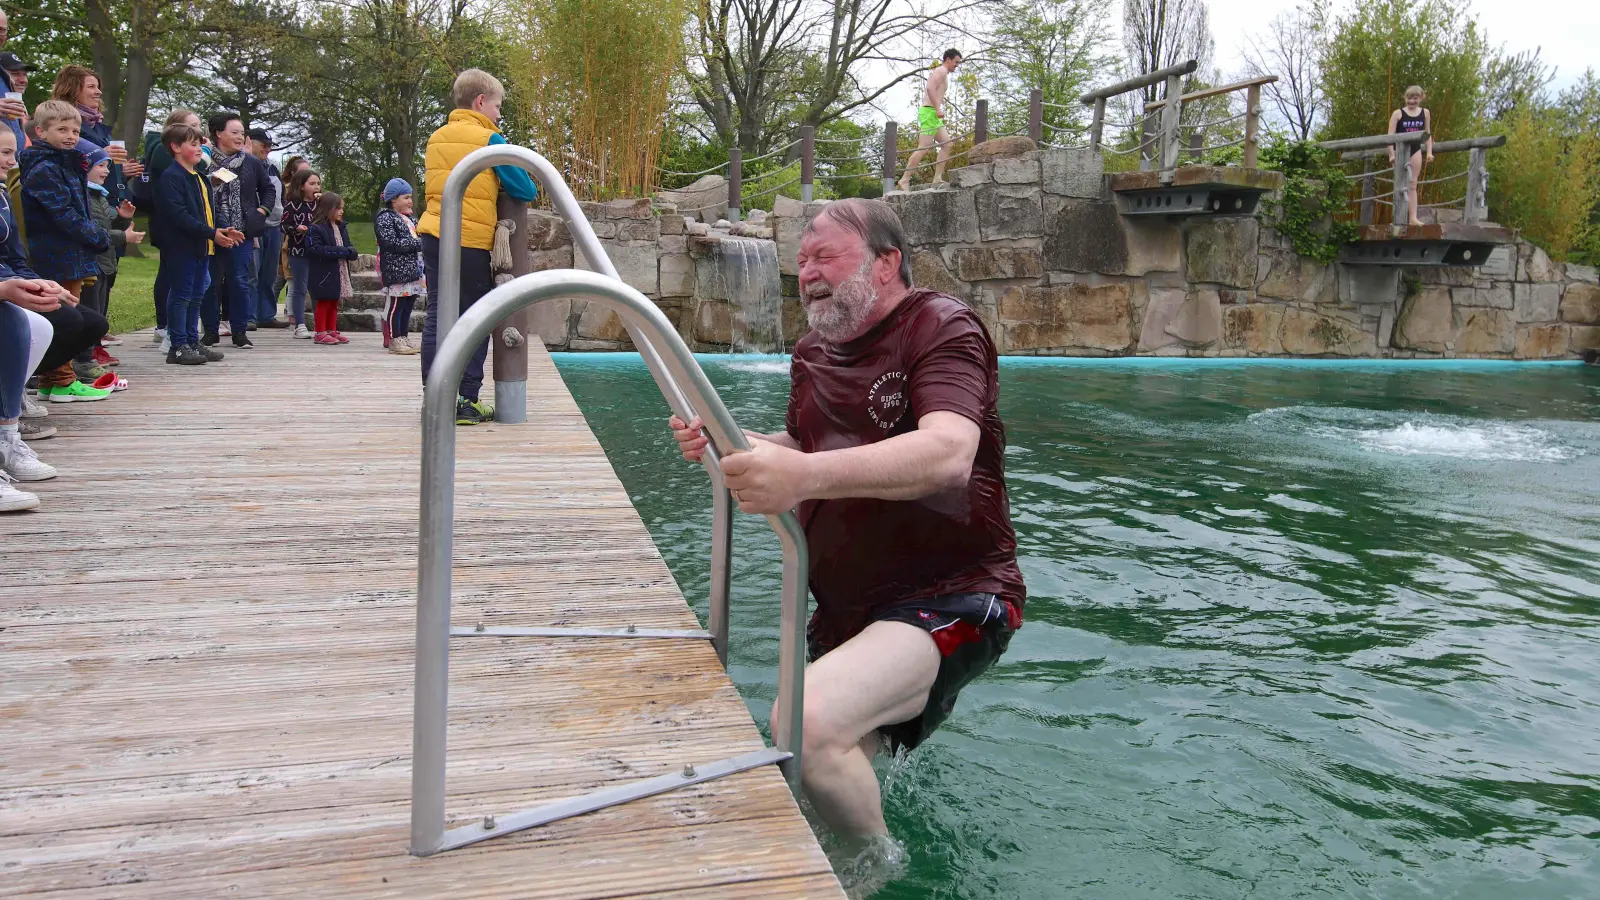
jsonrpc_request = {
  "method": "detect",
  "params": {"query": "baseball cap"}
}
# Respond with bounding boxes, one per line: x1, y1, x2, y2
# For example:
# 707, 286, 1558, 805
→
0, 52, 36, 72
247, 127, 272, 146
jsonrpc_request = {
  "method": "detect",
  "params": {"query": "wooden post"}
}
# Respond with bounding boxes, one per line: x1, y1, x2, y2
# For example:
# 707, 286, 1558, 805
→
1391, 141, 1410, 234
975, 99, 988, 146
1158, 72, 1182, 177
1089, 97, 1105, 151
1188, 131, 1203, 161
728, 146, 742, 223
882, 120, 898, 195
800, 126, 815, 204
1028, 89, 1043, 145
1243, 83, 1261, 168
1359, 161, 1376, 226
1465, 146, 1487, 222
492, 192, 532, 424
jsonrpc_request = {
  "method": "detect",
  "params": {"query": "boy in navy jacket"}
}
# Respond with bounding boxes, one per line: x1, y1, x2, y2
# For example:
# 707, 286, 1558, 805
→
152, 122, 244, 366
17, 100, 109, 295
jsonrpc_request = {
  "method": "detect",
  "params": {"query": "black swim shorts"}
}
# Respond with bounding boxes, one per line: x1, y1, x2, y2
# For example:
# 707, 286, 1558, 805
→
808, 591, 1019, 754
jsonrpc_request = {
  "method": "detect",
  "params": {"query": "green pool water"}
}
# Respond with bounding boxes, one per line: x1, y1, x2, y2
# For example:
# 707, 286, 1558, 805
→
551, 354, 1600, 899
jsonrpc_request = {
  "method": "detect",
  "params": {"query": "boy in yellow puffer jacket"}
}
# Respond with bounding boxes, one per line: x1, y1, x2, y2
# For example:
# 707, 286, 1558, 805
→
417, 68, 539, 426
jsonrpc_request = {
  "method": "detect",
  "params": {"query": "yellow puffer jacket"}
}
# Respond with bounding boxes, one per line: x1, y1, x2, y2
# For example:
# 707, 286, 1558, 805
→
417, 109, 501, 251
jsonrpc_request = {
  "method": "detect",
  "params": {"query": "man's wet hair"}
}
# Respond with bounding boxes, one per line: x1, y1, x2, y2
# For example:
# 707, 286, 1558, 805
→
943, 48, 962, 61
805, 198, 912, 287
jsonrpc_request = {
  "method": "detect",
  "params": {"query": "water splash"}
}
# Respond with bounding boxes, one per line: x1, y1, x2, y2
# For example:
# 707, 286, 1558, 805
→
712, 236, 784, 354
1249, 406, 1583, 462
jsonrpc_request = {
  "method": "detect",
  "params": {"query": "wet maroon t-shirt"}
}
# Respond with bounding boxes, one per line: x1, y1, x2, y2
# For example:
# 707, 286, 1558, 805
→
787, 289, 1025, 649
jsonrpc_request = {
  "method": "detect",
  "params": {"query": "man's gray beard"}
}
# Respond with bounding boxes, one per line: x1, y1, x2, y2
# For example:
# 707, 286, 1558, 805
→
805, 261, 875, 343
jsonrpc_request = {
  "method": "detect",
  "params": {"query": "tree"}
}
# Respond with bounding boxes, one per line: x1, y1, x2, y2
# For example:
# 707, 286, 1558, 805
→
1319, 0, 1486, 143
686, 0, 992, 153
1122, 0, 1212, 105
1480, 47, 1552, 122
981, 0, 1114, 142
1242, 0, 1329, 140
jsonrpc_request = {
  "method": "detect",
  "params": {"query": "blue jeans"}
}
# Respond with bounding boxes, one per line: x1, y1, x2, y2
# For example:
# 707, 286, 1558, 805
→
287, 256, 310, 326
419, 235, 492, 402
0, 300, 30, 419
254, 228, 283, 322
202, 242, 255, 335
166, 252, 211, 348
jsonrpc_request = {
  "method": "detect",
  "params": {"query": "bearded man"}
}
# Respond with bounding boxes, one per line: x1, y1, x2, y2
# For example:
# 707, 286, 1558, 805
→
669, 197, 1025, 840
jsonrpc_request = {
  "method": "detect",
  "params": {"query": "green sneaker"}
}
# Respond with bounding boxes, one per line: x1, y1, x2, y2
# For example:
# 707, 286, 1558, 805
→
455, 397, 494, 425
42, 380, 113, 403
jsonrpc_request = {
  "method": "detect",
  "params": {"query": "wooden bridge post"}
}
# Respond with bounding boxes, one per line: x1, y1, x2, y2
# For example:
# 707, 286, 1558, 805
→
1028, 88, 1043, 145
975, 99, 988, 146
799, 126, 815, 203
1391, 142, 1411, 234
1158, 72, 1183, 178
727, 146, 742, 223
1243, 83, 1262, 168
492, 191, 531, 424
1088, 97, 1105, 151
881, 121, 898, 195
1139, 113, 1156, 170
1465, 146, 1488, 222
1188, 131, 1203, 161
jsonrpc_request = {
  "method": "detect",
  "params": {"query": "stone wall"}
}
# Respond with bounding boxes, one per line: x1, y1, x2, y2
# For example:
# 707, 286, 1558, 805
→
522, 197, 805, 353
497, 156, 1598, 359
769, 148, 1599, 359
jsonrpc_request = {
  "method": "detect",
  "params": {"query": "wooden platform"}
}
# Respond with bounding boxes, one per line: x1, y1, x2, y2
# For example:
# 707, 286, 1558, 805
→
0, 330, 842, 897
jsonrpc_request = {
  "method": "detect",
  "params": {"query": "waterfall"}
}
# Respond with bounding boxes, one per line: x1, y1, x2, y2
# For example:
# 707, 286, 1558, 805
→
714, 236, 784, 354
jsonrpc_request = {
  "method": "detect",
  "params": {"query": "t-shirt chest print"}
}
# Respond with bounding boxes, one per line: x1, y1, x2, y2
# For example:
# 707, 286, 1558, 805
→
866, 369, 908, 430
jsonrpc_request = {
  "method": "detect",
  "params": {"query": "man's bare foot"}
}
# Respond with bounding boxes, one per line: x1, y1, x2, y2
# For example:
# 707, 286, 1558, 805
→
896, 179, 911, 193
931, 178, 947, 185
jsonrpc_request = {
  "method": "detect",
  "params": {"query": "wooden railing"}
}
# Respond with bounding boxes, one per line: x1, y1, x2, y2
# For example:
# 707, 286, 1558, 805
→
1142, 75, 1277, 169
1331, 134, 1505, 227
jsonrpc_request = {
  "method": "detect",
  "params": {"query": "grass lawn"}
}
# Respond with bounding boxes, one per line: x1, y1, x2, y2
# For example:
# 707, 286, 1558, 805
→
105, 219, 378, 337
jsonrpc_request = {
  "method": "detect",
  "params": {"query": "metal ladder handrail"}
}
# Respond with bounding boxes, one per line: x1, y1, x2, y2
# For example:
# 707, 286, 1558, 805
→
412, 152, 809, 857
435, 144, 738, 665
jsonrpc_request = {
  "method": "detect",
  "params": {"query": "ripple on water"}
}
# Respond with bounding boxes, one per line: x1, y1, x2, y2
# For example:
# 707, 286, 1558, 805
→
1247, 406, 1586, 462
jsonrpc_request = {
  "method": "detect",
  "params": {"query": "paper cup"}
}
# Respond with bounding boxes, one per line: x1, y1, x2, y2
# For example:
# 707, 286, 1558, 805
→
4, 92, 20, 102
109, 140, 125, 150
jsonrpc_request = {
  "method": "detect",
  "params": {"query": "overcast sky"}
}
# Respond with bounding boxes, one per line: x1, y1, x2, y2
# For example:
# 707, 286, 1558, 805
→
880, 0, 1598, 119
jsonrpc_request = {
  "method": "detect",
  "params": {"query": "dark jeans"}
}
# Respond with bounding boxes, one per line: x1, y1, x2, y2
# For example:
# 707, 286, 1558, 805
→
0, 301, 29, 419
74, 275, 113, 363
37, 300, 109, 375
254, 227, 283, 322
202, 242, 255, 335
419, 234, 493, 402
165, 252, 211, 348
153, 247, 169, 330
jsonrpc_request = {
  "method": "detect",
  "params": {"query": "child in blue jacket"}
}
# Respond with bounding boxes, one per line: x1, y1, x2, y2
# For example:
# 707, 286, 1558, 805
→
304, 191, 358, 345
152, 121, 244, 365
17, 101, 108, 294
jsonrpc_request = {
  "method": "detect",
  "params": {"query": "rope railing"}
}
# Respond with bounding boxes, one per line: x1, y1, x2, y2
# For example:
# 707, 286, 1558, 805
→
657, 159, 730, 179
1188, 109, 1248, 129
1417, 194, 1469, 209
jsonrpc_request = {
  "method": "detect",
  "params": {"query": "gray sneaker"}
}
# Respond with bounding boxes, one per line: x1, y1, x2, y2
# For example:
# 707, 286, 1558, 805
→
198, 343, 225, 362
19, 419, 56, 440
20, 396, 47, 419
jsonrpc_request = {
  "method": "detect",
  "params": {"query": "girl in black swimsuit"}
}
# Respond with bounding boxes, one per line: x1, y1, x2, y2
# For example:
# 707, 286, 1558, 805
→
1388, 85, 1434, 226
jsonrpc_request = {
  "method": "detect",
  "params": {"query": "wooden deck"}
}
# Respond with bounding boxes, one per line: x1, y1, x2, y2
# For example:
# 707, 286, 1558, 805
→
0, 329, 842, 897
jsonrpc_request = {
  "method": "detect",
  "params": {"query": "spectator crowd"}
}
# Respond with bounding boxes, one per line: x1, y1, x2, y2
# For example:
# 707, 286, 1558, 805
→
0, 6, 435, 513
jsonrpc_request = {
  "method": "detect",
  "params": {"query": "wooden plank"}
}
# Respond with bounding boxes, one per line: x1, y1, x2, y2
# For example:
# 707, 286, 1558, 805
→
0, 330, 841, 897
1143, 74, 1279, 111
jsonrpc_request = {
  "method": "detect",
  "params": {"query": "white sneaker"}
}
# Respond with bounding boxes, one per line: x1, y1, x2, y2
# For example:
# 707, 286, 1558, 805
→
0, 432, 57, 481
152, 327, 167, 345
294, 324, 313, 339
20, 396, 47, 418
158, 332, 171, 354
102, 335, 123, 347
0, 471, 38, 512
219, 322, 232, 337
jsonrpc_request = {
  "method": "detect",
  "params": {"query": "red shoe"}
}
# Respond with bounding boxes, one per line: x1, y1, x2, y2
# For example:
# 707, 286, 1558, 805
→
381, 315, 392, 348
314, 332, 339, 345
92, 346, 120, 367
332, 331, 350, 344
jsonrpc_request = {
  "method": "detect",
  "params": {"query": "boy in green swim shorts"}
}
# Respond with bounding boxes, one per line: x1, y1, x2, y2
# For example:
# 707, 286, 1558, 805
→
899, 49, 962, 192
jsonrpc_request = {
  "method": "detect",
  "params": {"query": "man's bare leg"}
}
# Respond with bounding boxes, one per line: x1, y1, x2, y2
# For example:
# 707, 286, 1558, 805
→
801, 619, 941, 837
898, 133, 937, 192
932, 126, 953, 183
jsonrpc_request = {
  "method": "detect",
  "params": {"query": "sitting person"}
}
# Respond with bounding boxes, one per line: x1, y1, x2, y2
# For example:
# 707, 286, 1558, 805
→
374, 178, 423, 355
